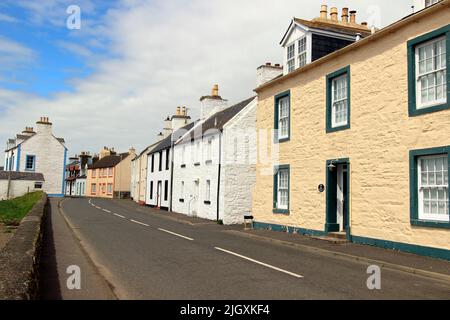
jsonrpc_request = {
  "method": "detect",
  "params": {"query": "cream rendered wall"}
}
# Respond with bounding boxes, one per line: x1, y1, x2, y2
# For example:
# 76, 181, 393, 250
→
138, 153, 148, 203
253, 10, 450, 250
114, 153, 135, 194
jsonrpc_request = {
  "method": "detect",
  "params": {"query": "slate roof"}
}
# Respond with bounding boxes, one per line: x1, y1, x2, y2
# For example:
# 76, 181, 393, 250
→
293, 18, 371, 37
88, 153, 129, 169
149, 122, 196, 154
178, 96, 256, 143
0, 171, 45, 181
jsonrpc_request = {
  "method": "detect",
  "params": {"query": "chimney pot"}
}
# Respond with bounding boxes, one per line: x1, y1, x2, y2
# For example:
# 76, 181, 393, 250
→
176, 106, 181, 115
320, 5, 328, 19
211, 84, 219, 97
342, 7, 349, 23
266, 62, 271, 66
330, 7, 338, 21
182, 107, 186, 116
361, 21, 368, 26
349, 10, 357, 24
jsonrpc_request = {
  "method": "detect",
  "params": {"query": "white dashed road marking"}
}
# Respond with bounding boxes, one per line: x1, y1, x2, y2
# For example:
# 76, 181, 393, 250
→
214, 247, 303, 279
158, 228, 194, 241
130, 219, 149, 227
102, 209, 111, 213
114, 213, 126, 219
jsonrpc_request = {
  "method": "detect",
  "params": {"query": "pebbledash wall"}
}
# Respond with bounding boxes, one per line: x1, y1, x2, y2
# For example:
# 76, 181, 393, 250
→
252, 4, 450, 258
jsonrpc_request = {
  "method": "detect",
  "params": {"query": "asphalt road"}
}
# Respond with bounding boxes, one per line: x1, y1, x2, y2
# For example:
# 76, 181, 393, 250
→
47, 197, 450, 299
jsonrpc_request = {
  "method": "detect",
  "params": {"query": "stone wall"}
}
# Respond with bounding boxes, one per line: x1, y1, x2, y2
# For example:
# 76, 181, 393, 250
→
0, 193, 47, 300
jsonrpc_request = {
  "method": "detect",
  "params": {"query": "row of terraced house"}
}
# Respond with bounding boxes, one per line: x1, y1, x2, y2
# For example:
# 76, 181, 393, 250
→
129, 1, 449, 260
3, 0, 449, 260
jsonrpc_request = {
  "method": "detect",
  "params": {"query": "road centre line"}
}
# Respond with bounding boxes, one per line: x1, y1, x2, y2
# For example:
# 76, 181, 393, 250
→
130, 219, 149, 227
158, 228, 194, 241
102, 209, 111, 213
214, 247, 303, 279
114, 213, 126, 219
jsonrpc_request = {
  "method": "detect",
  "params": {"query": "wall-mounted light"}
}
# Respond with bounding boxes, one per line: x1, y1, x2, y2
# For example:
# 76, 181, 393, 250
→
328, 161, 336, 172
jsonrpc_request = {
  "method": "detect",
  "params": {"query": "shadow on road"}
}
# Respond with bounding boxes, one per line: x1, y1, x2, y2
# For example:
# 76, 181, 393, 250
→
39, 201, 62, 300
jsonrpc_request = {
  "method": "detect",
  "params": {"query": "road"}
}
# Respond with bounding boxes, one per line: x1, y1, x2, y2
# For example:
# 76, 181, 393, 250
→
41, 197, 450, 299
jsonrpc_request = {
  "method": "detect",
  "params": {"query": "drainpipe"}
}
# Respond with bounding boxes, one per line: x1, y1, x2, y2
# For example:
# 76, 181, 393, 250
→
216, 131, 222, 222
6, 149, 14, 199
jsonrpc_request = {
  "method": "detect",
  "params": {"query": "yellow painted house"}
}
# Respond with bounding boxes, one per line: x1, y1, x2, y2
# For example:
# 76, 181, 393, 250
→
252, 1, 450, 260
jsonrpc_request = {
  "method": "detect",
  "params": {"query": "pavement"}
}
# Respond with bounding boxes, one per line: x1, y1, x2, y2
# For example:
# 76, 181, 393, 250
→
39, 197, 450, 300
39, 198, 116, 300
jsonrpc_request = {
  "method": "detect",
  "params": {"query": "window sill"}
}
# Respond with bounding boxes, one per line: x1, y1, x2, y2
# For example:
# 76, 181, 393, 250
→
326, 123, 350, 133
179, 199, 185, 203
273, 208, 289, 215
409, 102, 450, 117
194, 162, 201, 167
204, 201, 211, 205
181, 164, 186, 168
275, 137, 290, 144
411, 219, 450, 229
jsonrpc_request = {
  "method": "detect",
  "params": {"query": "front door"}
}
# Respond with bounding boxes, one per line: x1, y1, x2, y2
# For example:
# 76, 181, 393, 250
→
191, 180, 199, 217
326, 159, 350, 234
157, 181, 162, 208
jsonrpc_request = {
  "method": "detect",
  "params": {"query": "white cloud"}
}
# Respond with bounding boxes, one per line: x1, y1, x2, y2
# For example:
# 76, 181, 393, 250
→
0, 36, 36, 68
0, 0, 412, 156
0, 13, 19, 23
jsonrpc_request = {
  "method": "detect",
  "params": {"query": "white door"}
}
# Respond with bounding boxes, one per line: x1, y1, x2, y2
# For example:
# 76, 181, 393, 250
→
191, 180, 199, 216
336, 165, 344, 232
157, 181, 162, 208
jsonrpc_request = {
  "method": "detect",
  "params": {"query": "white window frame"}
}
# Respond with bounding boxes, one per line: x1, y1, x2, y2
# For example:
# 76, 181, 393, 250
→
277, 169, 289, 210
331, 74, 349, 128
278, 96, 290, 140
286, 42, 295, 73
182, 145, 186, 165
415, 36, 447, 109
298, 36, 307, 68
417, 154, 449, 222
425, 0, 440, 7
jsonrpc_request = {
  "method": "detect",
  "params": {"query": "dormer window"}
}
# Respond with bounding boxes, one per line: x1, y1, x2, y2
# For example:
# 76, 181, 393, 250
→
287, 43, 295, 72
425, 0, 440, 7
298, 37, 307, 68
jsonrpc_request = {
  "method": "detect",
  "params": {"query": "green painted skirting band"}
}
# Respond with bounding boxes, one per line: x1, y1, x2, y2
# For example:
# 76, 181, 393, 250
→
351, 236, 450, 261
253, 221, 450, 261
253, 221, 327, 237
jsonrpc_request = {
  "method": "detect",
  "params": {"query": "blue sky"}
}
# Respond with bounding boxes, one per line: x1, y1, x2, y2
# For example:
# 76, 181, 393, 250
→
0, 0, 413, 154
0, 0, 112, 96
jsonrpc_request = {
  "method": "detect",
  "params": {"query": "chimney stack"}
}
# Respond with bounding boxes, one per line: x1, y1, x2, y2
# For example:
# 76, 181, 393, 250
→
320, 5, 328, 19
342, 8, 349, 23
330, 7, 338, 21
36, 117, 52, 135
349, 10, 357, 24
256, 62, 283, 87
200, 84, 228, 119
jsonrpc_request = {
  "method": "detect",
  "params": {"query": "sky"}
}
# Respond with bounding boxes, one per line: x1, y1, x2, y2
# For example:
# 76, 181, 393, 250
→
0, 0, 414, 155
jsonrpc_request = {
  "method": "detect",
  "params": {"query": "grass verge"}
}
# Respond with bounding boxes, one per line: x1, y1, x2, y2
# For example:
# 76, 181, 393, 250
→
0, 192, 44, 226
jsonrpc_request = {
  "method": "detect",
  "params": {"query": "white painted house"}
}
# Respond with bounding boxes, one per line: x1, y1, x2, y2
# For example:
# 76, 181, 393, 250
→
146, 108, 192, 209
172, 85, 258, 225
4, 117, 67, 197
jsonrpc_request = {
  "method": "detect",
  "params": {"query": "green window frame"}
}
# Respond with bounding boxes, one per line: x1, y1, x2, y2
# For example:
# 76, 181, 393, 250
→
273, 164, 290, 214
326, 66, 351, 133
408, 25, 450, 117
410, 146, 450, 229
274, 90, 290, 143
